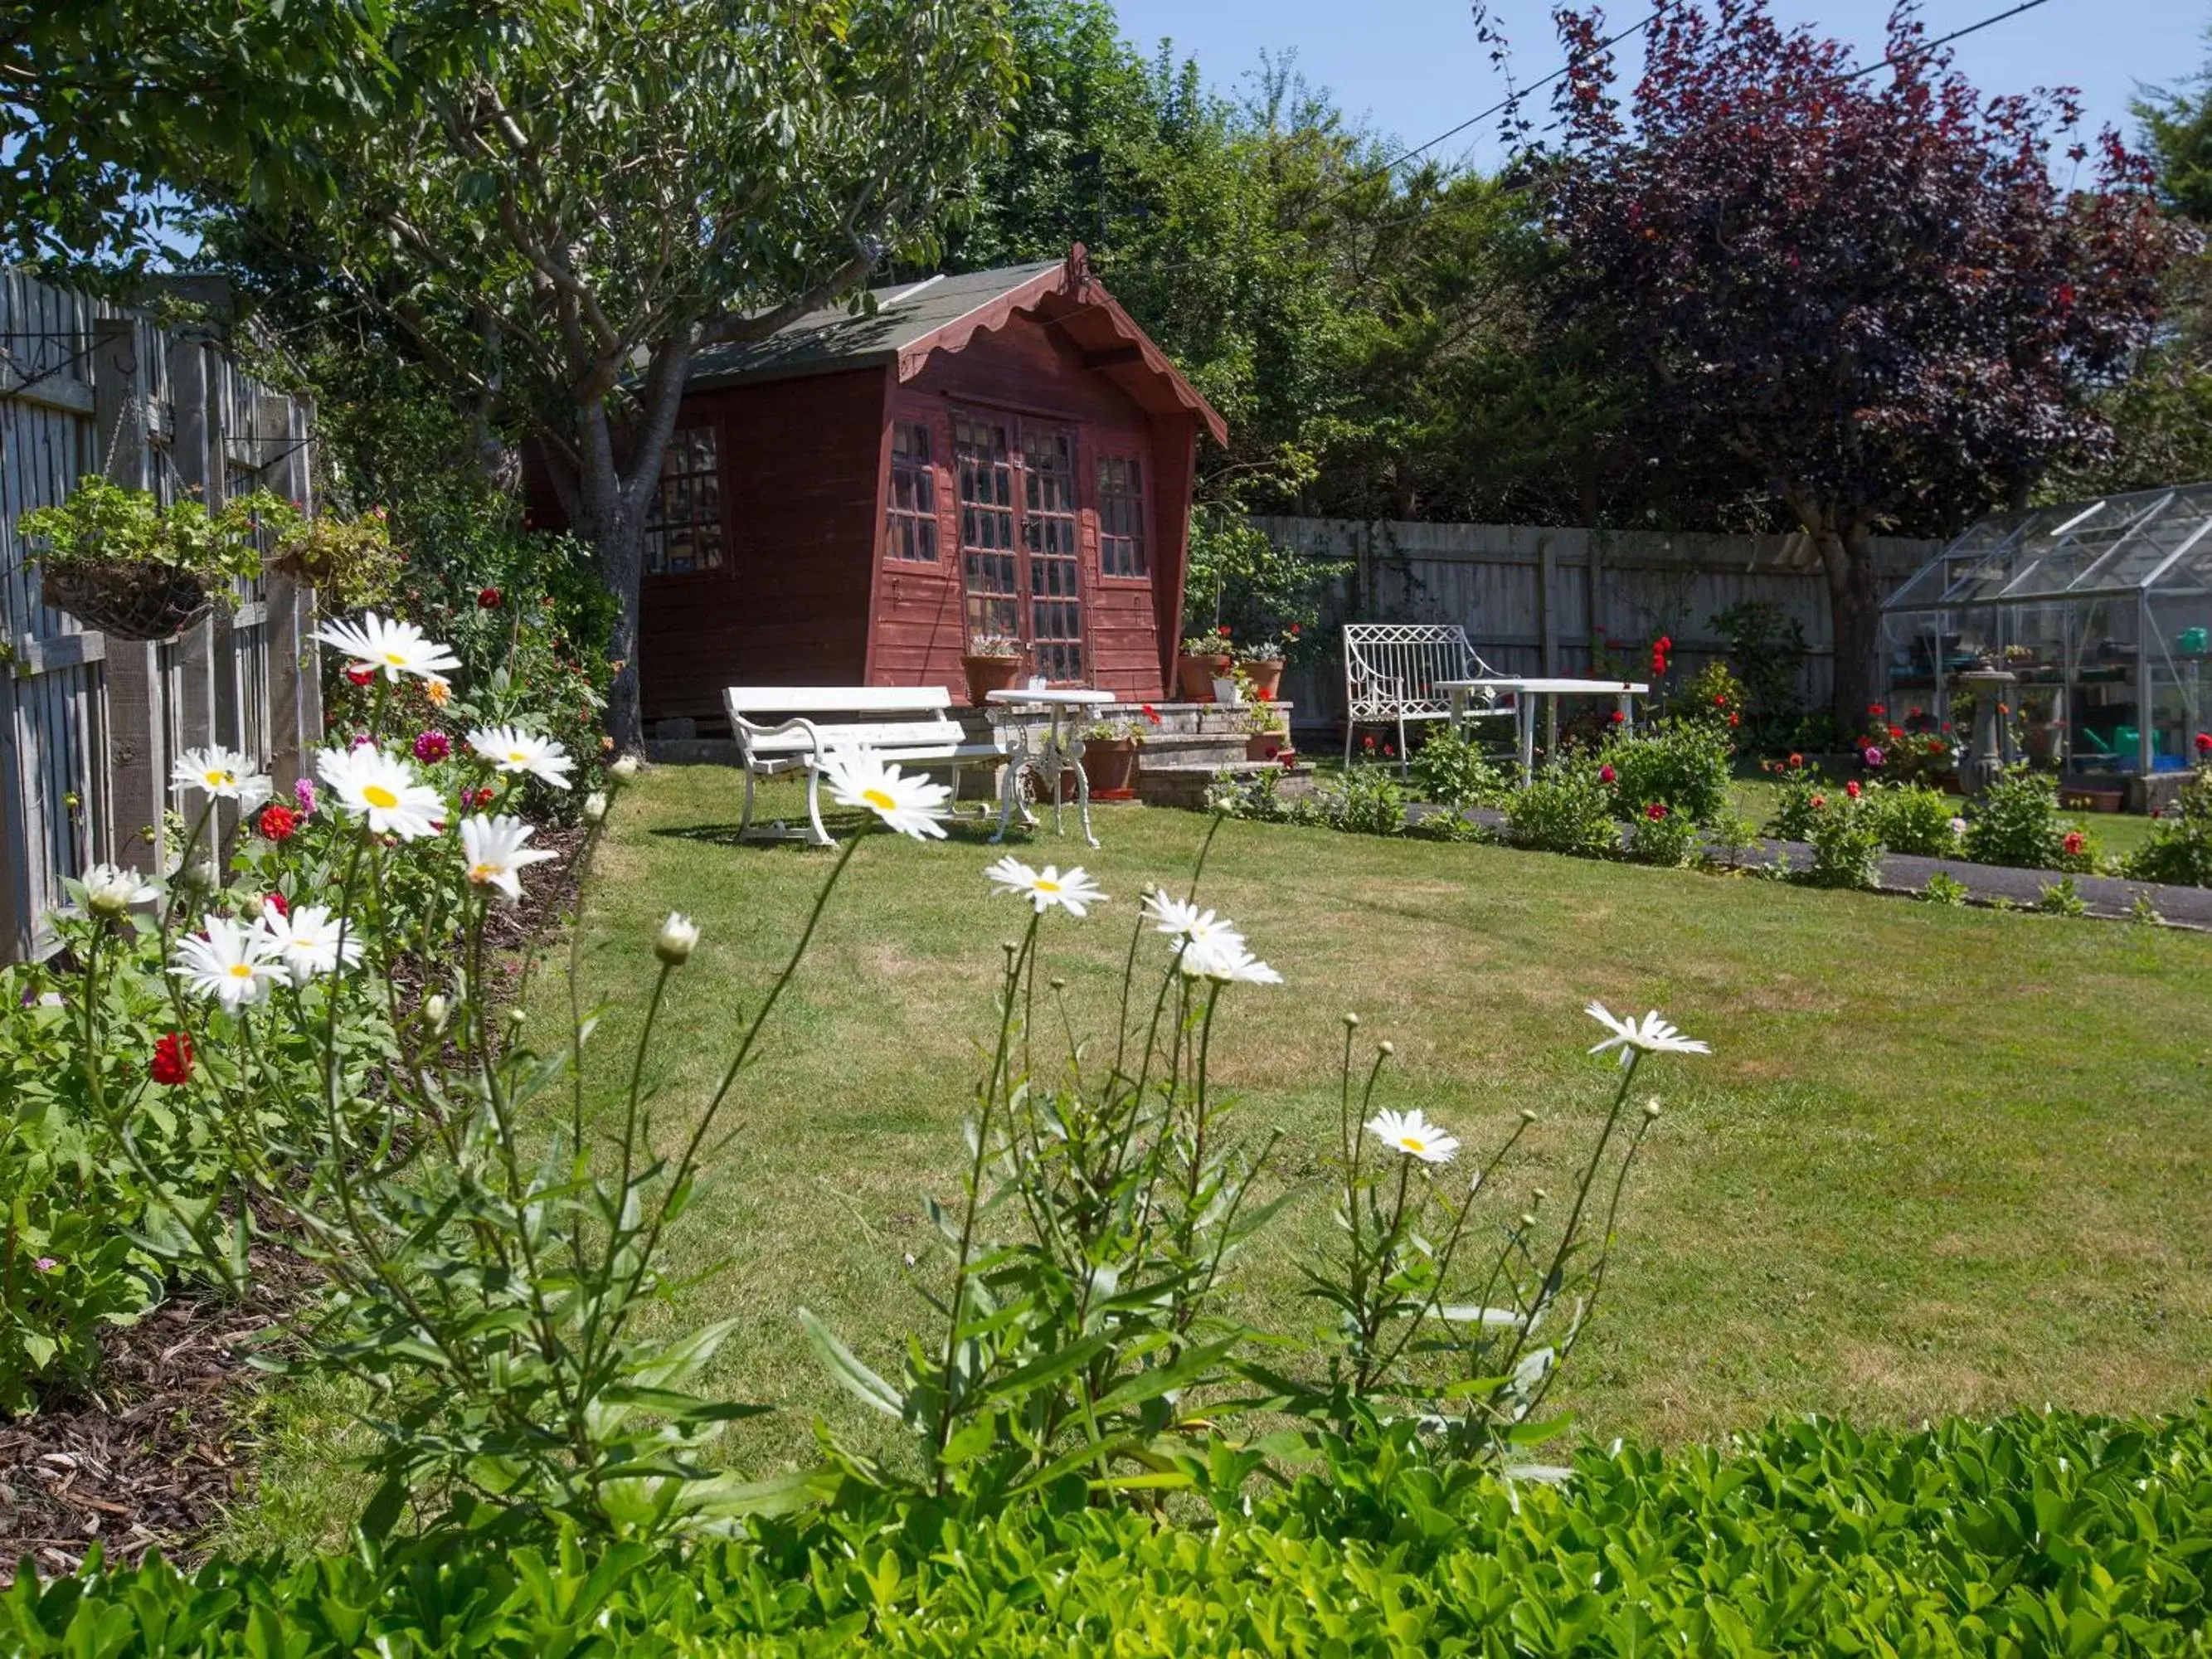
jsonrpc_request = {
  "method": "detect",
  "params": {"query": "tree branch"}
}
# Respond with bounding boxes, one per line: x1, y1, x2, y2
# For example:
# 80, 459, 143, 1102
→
693, 247, 875, 348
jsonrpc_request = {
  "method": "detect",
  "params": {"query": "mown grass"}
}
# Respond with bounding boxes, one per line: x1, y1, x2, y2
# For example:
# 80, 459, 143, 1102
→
508, 764, 2211, 1479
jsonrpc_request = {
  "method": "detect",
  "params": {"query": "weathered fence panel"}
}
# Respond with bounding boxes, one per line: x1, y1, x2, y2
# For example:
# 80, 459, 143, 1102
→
1251, 518, 1941, 730
0, 274, 317, 963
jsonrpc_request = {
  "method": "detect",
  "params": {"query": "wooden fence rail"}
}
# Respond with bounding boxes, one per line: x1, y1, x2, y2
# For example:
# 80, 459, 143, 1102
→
0, 274, 318, 964
1252, 517, 1942, 732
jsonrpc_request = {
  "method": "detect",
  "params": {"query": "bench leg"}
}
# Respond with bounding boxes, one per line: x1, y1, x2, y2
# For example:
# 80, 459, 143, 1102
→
739, 766, 760, 839
804, 765, 834, 848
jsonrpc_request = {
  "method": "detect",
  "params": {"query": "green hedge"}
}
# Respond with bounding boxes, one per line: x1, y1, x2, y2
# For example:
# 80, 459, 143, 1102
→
7, 1404, 2210, 1655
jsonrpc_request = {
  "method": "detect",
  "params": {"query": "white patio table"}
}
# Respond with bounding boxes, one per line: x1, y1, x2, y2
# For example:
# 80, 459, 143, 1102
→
1439, 677, 1650, 786
984, 687, 1117, 848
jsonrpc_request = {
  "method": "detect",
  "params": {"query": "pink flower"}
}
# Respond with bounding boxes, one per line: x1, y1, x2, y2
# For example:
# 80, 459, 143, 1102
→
1862, 747, 1884, 767
32, 1257, 59, 1272
413, 730, 451, 763
294, 777, 318, 816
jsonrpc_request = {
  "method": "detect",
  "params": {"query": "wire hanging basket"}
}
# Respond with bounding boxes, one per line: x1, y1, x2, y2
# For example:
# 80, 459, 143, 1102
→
38, 562, 213, 641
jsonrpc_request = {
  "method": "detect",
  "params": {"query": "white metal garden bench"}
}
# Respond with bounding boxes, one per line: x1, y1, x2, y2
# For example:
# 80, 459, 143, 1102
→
723, 685, 1020, 847
1341, 622, 1515, 774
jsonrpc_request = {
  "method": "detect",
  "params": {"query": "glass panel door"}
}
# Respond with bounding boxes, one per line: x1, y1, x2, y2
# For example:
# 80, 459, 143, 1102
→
1022, 426, 1083, 680
955, 414, 1019, 642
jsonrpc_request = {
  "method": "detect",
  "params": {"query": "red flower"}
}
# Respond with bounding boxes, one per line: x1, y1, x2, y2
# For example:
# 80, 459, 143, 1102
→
1140, 703, 1161, 724
1657, 635, 1672, 652
1887, 725, 1903, 740
1868, 703, 1886, 718
345, 664, 376, 687
1728, 711, 1740, 727
1253, 687, 1271, 703
1383, 744, 1396, 757
1787, 752, 1803, 768
149, 1033, 193, 1087
1908, 707, 1924, 719
1941, 722, 1953, 733
413, 730, 451, 763
2063, 830, 2084, 856
2196, 732, 2212, 755
478, 586, 503, 610
1363, 735, 1376, 751
1609, 708, 1626, 725
1599, 763, 1616, 784
1645, 801, 1667, 821
1287, 623, 1301, 636
1713, 693, 1728, 708
265, 891, 289, 919
257, 803, 298, 842
1811, 793, 1827, 810
1845, 780, 1861, 800
474, 786, 497, 808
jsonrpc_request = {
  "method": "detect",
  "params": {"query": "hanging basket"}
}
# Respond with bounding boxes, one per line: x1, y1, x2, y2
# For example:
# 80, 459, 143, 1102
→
38, 562, 212, 641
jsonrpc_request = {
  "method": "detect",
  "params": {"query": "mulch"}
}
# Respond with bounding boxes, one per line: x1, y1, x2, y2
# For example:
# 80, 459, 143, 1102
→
2, 823, 590, 1584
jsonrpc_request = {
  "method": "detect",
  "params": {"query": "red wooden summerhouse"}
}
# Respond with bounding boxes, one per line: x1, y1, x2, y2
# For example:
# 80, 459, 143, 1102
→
599, 251, 1225, 727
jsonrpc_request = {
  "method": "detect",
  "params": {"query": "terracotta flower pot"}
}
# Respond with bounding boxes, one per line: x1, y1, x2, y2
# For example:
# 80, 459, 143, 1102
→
1242, 658, 1285, 698
1177, 652, 1231, 700
1246, 732, 1286, 761
1082, 737, 1140, 798
961, 653, 1023, 707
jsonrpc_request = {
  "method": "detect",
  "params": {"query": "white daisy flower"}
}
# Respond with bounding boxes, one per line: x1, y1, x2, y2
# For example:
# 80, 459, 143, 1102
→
1584, 1002, 1710, 1067
76, 863, 159, 918
1178, 933, 1284, 985
460, 814, 558, 901
467, 725, 576, 791
1143, 890, 1246, 953
1366, 1107, 1461, 1165
171, 744, 272, 808
656, 912, 700, 966
171, 915, 281, 1010
984, 856, 1107, 917
818, 747, 950, 840
316, 746, 446, 840
314, 612, 461, 684
256, 903, 365, 987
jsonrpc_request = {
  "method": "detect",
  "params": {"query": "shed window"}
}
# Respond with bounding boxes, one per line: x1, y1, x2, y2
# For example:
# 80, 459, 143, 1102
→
955, 415, 1020, 641
644, 427, 724, 576
886, 421, 938, 562
1096, 455, 1148, 578
1023, 427, 1083, 680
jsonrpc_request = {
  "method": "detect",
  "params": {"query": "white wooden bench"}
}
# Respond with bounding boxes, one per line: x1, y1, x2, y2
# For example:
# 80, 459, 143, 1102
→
723, 685, 1020, 846
1343, 622, 1515, 775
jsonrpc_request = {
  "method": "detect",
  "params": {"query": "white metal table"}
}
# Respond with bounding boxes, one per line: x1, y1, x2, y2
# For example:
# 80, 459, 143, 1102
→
984, 687, 1117, 848
1440, 677, 1650, 785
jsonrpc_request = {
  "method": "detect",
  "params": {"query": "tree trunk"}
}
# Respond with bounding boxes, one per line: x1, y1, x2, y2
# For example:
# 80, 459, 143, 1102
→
1818, 518, 1882, 729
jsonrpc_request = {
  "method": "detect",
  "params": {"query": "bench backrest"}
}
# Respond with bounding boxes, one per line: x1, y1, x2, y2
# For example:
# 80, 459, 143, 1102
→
723, 684, 980, 761
1343, 624, 1497, 722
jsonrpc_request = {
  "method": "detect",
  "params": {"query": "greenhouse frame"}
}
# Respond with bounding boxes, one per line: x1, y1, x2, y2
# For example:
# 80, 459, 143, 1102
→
1880, 483, 2212, 784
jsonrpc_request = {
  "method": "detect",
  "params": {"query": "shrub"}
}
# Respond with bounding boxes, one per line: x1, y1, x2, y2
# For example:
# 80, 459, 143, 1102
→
1864, 782, 1962, 856
1709, 596, 1807, 745
1315, 766, 1407, 836
1962, 768, 2094, 871
1625, 800, 1699, 867
2039, 876, 2088, 916
1407, 726, 1509, 809
1678, 659, 1747, 732
1799, 794, 1884, 890
1762, 771, 1830, 841
1599, 718, 1733, 824
2126, 765, 2212, 886
1507, 758, 1620, 856
1920, 871, 1971, 905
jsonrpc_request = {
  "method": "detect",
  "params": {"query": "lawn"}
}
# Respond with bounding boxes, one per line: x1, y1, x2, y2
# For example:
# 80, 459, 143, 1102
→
519, 764, 2209, 1481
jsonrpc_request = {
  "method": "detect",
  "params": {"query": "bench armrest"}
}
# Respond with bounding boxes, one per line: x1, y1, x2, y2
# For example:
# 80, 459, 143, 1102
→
731, 713, 828, 766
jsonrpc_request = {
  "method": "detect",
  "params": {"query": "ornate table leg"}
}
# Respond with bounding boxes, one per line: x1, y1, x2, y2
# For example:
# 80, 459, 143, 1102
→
1062, 720, 1098, 849
991, 711, 1033, 844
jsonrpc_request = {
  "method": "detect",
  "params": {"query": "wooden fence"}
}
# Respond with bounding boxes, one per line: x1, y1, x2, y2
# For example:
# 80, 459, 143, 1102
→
0, 274, 318, 964
1252, 517, 1942, 731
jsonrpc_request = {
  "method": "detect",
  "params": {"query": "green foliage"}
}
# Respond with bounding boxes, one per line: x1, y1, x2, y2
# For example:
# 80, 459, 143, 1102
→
1675, 658, 1746, 729
1598, 718, 1733, 825
1315, 766, 1407, 837
12, 1403, 2212, 1654
1762, 771, 1833, 841
1506, 758, 1619, 857
1963, 768, 2095, 872
1407, 726, 1509, 810
1864, 783, 1962, 857
2039, 877, 2089, 917
1709, 599, 1807, 744
1799, 795, 1884, 891
18, 476, 292, 602
1920, 871, 1971, 906
2126, 766, 2212, 886
1181, 509, 1344, 654
1624, 803, 1700, 868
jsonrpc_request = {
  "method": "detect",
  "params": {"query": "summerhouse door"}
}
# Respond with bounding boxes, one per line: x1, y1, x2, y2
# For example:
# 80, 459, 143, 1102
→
952, 411, 1087, 682
1020, 425, 1084, 681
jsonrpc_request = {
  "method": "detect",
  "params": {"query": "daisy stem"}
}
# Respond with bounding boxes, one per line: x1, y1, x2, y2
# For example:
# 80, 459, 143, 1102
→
1522, 1109, 1655, 1426
1370, 1114, 1534, 1386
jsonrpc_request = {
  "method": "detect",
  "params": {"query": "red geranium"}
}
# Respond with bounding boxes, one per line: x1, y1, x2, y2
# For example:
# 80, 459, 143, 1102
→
2196, 732, 2212, 755
2062, 830, 2085, 856
1599, 763, 1616, 783
150, 1032, 193, 1087
265, 891, 289, 918
1868, 703, 1886, 718
1787, 752, 1803, 768
1140, 703, 1161, 724
1609, 708, 1626, 725
1644, 801, 1666, 820
344, 664, 376, 687
1845, 779, 1861, 800
1811, 793, 1827, 810
257, 803, 298, 842
478, 586, 503, 610
1363, 735, 1377, 752
1728, 711, 1740, 727
1713, 693, 1728, 708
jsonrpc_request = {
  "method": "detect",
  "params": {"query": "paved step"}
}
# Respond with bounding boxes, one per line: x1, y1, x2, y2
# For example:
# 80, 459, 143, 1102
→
1137, 761, 1316, 810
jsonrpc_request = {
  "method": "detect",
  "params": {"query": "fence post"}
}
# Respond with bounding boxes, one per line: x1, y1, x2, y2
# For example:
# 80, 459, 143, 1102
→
260, 391, 312, 790
1538, 536, 1560, 676
92, 317, 167, 873
167, 333, 226, 851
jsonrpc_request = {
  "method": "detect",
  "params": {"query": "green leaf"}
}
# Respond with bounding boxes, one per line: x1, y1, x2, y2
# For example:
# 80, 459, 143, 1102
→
797, 1307, 903, 1417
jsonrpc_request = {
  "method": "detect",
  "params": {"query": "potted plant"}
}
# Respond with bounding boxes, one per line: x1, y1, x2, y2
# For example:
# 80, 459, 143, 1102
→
1244, 688, 1290, 761
960, 634, 1024, 706
270, 504, 403, 606
1080, 717, 1142, 798
1177, 627, 1232, 700
19, 476, 288, 641
1237, 635, 1286, 699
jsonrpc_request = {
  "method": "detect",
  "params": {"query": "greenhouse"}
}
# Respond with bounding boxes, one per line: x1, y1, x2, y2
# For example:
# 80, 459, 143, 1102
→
1880, 483, 2212, 791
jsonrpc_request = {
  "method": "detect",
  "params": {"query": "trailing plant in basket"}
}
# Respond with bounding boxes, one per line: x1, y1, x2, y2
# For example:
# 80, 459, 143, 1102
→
18, 477, 294, 637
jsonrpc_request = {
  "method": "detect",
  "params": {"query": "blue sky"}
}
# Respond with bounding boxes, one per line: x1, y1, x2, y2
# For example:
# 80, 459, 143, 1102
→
1111, 0, 2210, 171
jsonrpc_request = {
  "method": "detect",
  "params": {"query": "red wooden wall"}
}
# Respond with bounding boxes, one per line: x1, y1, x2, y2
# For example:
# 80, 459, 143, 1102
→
639, 367, 887, 722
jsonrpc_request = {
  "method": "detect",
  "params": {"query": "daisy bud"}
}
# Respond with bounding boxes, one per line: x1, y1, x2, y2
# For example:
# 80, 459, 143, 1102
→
503, 1006, 527, 1029
656, 912, 700, 966
239, 894, 265, 922
179, 860, 218, 895
1049, 975, 1067, 991
1343, 1012, 1361, 1029
423, 994, 450, 1034
1531, 1187, 1548, 1204
610, 755, 641, 782
1644, 1097, 1663, 1120
582, 791, 609, 825
1378, 1040, 1394, 1056
1519, 1212, 1539, 1230
1519, 1108, 1538, 1124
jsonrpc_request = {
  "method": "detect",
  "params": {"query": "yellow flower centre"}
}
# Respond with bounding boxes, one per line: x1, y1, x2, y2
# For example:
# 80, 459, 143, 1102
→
1398, 1136, 1424, 1152
1035, 878, 1062, 893
228, 962, 256, 980
362, 784, 400, 810
206, 770, 234, 787
861, 787, 897, 812
507, 751, 529, 764
469, 862, 499, 883
381, 649, 408, 666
